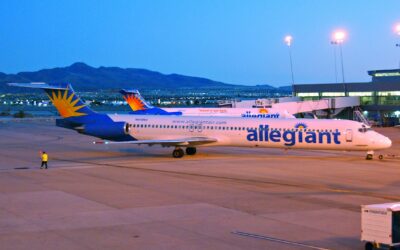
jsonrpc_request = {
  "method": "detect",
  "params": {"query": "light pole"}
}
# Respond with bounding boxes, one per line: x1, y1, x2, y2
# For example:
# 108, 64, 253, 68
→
284, 35, 295, 94
331, 30, 346, 83
330, 40, 338, 83
395, 23, 400, 69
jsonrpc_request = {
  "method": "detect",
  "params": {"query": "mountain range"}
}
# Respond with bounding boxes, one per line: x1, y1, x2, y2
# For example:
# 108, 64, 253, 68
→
0, 63, 288, 93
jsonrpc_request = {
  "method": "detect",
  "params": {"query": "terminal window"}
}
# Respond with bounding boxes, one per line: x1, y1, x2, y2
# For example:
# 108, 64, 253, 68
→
378, 96, 400, 105
297, 92, 319, 97
360, 96, 374, 105
377, 91, 400, 96
373, 72, 400, 77
321, 92, 345, 97
348, 92, 373, 96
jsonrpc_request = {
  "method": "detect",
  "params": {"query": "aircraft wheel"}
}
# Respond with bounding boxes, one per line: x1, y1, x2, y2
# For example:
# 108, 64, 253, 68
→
186, 147, 197, 155
172, 148, 184, 158
364, 242, 373, 250
366, 154, 373, 160
378, 155, 384, 160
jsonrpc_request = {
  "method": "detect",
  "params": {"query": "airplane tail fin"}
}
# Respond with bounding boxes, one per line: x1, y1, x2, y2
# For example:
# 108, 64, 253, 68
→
8, 82, 95, 118
9, 82, 135, 141
120, 89, 154, 111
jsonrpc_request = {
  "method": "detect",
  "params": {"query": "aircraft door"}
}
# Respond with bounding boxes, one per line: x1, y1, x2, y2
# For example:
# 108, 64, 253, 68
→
197, 123, 203, 133
346, 129, 352, 142
189, 123, 195, 132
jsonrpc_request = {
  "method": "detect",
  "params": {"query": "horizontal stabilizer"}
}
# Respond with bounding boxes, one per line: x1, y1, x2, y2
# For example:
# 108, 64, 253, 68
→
120, 89, 140, 95
8, 82, 68, 90
9, 82, 95, 118
120, 88, 154, 110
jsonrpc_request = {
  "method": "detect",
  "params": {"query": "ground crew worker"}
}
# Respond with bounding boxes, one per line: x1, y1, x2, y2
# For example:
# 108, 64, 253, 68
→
40, 151, 48, 169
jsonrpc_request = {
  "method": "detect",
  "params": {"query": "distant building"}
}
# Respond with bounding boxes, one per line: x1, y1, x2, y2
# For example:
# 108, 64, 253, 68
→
293, 69, 400, 125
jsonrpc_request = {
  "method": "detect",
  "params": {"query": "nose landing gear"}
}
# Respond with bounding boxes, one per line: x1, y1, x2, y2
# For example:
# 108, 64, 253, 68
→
366, 151, 374, 160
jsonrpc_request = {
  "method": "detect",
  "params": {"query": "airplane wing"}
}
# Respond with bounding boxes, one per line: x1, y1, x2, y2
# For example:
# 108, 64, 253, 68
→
94, 137, 217, 147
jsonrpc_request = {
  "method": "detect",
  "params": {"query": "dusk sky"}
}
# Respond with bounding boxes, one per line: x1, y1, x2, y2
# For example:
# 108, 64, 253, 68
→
1, 0, 400, 86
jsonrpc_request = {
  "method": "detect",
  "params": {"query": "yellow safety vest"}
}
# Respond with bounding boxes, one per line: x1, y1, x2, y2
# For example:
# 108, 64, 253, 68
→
42, 154, 48, 162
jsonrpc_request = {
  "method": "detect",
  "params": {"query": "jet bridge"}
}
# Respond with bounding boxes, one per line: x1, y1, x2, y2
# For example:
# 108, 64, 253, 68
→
271, 96, 360, 115
219, 96, 360, 116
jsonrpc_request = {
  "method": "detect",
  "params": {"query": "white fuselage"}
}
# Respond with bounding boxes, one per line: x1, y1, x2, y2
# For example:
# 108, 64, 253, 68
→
109, 114, 391, 151
162, 107, 295, 118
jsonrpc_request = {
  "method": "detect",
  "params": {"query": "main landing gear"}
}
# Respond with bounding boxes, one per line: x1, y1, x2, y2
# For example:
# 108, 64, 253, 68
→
172, 147, 197, 158
172, 148, 184, 158
186, 147, 197, 155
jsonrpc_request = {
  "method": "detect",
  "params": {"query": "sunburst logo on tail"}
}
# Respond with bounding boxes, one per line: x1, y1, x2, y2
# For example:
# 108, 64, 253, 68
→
123, 94, 146, 111
46, 88, 87, 118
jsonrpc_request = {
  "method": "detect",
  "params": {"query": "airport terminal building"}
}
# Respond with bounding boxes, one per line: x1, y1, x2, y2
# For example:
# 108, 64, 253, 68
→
293, 69, 400, 125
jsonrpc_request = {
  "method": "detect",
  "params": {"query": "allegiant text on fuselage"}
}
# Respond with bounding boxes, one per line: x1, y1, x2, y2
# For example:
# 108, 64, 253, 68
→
246, 125, 341, 146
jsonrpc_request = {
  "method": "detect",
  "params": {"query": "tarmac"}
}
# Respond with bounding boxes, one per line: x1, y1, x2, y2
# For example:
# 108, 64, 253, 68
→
0, 119, 399, 250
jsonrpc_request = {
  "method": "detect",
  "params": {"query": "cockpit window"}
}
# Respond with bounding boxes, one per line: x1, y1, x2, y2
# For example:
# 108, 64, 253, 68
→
358, 127, 373, 133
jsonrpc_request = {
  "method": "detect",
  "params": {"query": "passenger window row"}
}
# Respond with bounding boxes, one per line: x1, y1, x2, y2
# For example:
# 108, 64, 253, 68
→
130, 124, 247, 130
129, 124, 335, 133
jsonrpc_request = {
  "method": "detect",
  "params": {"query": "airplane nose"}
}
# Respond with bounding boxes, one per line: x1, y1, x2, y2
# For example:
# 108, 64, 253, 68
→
371, 134, 392, 149
384, 137, 392, 148
378, 136, 392, 149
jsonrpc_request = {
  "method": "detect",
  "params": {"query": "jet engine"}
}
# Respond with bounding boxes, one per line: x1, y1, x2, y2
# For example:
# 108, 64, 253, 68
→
78, 122, 131, 141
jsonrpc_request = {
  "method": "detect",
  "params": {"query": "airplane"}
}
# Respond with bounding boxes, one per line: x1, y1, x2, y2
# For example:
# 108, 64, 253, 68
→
120, 89, 295, 118
9, 82, 392, 160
